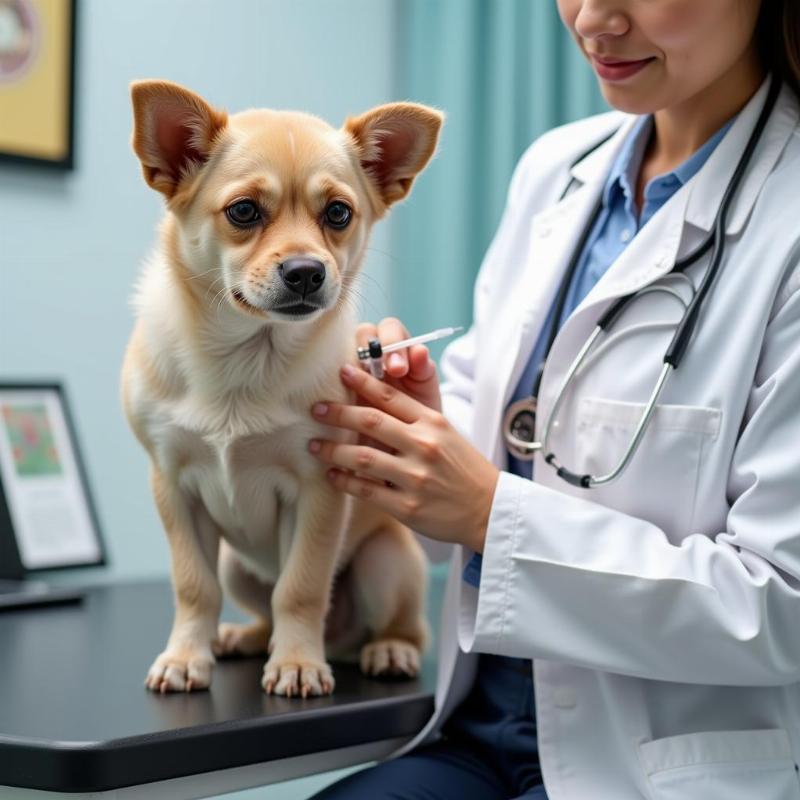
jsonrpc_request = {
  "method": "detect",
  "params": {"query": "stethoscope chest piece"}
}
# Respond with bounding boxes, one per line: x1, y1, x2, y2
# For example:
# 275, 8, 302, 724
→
502, 396, 541, 461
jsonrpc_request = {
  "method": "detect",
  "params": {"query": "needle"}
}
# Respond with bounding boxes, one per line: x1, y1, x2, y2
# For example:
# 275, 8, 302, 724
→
381, 326, 464, 354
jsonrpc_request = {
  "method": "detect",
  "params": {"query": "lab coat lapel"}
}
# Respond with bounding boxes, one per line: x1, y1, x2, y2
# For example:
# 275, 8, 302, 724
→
476, 181, 605, 463
685, 80, 798, 234
477, 120, 635, 463
572, 180, 690, 313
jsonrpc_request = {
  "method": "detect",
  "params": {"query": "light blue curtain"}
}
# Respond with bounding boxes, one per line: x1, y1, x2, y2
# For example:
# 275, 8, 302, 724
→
391, 0, 608, 351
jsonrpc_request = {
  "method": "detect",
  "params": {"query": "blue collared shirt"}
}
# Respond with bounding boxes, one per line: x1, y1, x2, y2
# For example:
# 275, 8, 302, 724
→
463, 113, 735, 588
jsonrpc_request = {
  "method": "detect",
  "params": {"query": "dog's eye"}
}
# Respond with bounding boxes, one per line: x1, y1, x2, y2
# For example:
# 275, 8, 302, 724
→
324, 202, 352, 230
226, 200, 261, 227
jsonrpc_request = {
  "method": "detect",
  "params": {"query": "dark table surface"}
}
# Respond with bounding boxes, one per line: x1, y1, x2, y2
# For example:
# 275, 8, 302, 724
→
0, 579, 435, 793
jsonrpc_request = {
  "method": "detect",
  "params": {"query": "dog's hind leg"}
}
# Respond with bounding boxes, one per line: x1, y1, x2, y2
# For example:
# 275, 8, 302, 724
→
352, 519, 430, 679
215, 539, 272, 657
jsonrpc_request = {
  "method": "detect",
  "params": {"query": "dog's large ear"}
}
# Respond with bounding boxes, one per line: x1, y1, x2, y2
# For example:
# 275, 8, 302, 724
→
130, 80, 228, 198
344, 102, 444, 210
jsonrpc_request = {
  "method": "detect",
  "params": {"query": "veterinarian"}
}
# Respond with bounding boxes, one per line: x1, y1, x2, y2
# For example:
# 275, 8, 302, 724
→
307, 1, 800, 797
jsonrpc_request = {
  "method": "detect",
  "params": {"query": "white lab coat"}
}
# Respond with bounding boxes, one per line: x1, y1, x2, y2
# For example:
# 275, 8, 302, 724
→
398, 78, 800, 799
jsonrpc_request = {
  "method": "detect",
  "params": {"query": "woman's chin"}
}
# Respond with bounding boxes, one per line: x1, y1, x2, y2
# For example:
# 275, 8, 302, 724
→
598, 82, 666, 116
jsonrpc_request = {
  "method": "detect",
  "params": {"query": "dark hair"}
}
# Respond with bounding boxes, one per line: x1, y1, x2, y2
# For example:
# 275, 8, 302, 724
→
756, 0, 800, 99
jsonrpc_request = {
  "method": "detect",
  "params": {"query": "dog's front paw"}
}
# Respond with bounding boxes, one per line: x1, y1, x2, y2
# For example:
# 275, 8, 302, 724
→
261, 654, 334, 697
145, 647, 214, 693
360, 639, 420, 678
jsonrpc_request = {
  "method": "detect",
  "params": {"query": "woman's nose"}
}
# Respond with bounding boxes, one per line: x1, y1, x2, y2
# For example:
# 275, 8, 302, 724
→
573, 0, 630, 41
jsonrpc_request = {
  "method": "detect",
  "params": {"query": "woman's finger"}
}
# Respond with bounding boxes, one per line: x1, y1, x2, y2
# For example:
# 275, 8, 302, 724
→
308, 439, 408, 487
378, 317, 411, 376
406, 345, 436, 382
325, 468, 410, 517
338, 364, 427, 423
312, 392, 413, 447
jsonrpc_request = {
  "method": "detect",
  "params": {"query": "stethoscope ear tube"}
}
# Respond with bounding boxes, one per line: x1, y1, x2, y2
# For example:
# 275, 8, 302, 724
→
597, 293, 635, 330
664, 74, 782, 369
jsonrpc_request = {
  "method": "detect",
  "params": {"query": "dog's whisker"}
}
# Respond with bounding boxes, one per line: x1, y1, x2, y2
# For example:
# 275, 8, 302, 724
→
208, 280, 229, 304
187, 266, 224, 281
211, 282, 234, 317
346, 271, 391, 309
205, 277, 227, 301
364, 246, 399, 264
344, 289, 373, 319
339, 277, 384, 320
350, 269, 388, 290
201, 272, 226, 295
338, 284, 382, 321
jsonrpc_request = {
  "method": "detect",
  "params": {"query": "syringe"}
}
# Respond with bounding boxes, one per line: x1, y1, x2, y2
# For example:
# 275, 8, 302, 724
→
356, 326, 464, 379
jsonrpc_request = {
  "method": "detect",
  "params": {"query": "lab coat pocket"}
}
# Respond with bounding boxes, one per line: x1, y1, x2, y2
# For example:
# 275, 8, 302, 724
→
575, 398, 721, 540
639, 729, 800, 800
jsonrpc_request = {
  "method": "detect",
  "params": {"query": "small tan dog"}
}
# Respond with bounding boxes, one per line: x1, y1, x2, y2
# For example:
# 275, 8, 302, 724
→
121, 80, 442, 697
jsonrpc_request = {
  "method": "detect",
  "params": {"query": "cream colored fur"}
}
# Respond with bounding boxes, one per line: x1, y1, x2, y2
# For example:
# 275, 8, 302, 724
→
122, 80, 442, 696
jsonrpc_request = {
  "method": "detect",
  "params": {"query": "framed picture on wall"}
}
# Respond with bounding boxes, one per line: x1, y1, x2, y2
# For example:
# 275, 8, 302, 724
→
0, 0, 77, 169
0, 382, 105, 577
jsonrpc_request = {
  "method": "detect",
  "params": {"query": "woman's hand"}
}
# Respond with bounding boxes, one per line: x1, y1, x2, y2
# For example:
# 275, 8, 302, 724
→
307, 362, 500, 553
350, 317, 440, 459
356, 317, 442, 412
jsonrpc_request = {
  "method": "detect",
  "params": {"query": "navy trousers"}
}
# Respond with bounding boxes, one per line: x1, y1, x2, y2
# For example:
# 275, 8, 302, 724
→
310, 655, 548, 800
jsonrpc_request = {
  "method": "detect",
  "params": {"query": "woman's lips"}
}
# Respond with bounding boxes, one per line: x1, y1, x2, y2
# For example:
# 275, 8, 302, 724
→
591, 56, 654, 82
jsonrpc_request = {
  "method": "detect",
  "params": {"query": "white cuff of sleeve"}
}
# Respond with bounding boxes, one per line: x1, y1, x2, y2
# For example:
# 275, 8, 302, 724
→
458, 469, 525, 655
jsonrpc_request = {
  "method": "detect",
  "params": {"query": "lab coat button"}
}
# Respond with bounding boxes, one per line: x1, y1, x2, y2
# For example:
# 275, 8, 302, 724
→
553, 687, 577, 709
538, 225, 552, 238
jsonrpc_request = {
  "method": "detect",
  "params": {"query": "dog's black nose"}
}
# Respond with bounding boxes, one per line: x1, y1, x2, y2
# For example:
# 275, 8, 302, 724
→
278, 258, 326, 297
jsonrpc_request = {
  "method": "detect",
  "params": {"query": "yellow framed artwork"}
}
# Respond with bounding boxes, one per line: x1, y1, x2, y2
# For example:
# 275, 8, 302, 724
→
0, 0, 76, 168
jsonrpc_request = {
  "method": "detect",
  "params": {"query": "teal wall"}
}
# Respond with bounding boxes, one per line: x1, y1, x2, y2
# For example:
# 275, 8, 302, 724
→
391, 0, 608, 359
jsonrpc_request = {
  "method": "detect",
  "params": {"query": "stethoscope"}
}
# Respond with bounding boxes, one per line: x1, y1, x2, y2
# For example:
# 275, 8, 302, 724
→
503, 75, 782, 489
